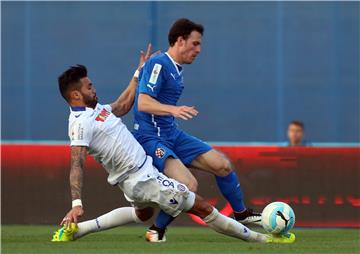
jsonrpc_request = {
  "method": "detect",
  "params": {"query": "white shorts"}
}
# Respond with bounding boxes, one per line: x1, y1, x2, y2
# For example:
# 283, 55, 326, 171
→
118, 156, 196, 217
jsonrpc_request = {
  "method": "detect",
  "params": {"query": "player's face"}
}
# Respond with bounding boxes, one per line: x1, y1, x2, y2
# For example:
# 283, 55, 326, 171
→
79, 77, 98, 108
287, 124, 304, 146
180, 31, 202, 64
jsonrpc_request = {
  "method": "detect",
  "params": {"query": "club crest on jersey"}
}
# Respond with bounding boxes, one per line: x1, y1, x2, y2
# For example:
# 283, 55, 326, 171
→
155, 148, 166, 158
95, 108, 110, 122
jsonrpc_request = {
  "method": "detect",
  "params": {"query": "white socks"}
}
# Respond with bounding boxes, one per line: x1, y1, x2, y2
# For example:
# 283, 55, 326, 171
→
73, 207, 268, 242
74, 207, 141, 239
203, 208, 268, 243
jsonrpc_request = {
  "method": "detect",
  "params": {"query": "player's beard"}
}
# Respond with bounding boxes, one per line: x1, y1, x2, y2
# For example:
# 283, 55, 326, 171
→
83, 93, 98, 109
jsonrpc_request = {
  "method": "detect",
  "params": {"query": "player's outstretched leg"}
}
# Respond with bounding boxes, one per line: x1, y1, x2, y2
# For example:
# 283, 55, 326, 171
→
52, 207, 153, 242
188, 195, 295, 244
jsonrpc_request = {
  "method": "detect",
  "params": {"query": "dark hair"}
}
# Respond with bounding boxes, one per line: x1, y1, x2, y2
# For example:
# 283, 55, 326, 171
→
289, 120, 305, 130
58, 64, 87, 101
168, 18, 204, 46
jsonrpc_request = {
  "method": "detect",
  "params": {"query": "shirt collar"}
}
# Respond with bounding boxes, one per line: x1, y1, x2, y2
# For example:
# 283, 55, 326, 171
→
70, 103, 99, 112
70, 106, 86, 111
165, 52, 183, 75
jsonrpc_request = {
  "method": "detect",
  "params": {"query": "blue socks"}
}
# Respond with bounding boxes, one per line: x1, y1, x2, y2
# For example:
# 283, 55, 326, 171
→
154, 210, 175, 229
215, 171, 246, 212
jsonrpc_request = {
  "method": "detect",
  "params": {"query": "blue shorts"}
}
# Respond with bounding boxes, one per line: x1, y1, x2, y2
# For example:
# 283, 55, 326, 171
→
132, 128, 212, 172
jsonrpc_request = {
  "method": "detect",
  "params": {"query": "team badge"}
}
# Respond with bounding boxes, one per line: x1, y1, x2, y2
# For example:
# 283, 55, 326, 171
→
155, 148, 166, 158
177, 184, 186, 192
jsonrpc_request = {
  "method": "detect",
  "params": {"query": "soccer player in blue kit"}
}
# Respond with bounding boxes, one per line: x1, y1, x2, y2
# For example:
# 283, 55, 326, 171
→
133, 19, 262, 242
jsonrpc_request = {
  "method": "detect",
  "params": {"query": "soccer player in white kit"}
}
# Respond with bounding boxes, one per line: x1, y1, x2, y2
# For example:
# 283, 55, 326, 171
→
52, 45, 294, 244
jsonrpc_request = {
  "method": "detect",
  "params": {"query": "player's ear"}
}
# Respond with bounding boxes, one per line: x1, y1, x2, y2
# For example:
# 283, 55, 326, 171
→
177, 36, 185, 47
69, 90, 82, 101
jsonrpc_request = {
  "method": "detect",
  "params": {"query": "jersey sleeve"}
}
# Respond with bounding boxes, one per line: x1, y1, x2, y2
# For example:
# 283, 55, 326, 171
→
69, 118, 93, 147
138, 60, 166, 98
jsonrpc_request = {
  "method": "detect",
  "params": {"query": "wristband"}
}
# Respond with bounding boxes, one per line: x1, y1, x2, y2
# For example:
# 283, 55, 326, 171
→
134, 69, 140, 79
72, 199, 82, 208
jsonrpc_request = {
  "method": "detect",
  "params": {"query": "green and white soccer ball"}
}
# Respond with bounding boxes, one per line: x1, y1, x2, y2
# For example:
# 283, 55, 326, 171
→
261, 202, 295, 235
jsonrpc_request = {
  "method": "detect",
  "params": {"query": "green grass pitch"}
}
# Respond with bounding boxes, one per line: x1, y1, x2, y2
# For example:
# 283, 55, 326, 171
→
2, 225, 359, 254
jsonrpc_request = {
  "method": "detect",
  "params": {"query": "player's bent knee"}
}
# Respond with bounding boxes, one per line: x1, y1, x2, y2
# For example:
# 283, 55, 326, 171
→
135, 207, 154, 222
213, 159, 232, 177
222, 159, 233, 175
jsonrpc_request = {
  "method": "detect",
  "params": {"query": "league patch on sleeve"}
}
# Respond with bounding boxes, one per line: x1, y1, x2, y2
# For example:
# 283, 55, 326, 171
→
149, 63, 162, 85
71, 123, 84, 141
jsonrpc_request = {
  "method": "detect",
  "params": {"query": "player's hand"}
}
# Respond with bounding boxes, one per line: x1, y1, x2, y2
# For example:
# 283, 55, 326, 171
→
171, 106, 199, 120
60, 206, 84, 227
137, 43, 161, 70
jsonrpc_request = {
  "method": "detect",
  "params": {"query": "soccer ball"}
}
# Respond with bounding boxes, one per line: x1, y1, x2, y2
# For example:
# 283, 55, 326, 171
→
261, 202, 295, 235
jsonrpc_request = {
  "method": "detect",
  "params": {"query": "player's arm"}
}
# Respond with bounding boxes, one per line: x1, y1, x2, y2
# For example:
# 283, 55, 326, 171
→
60, 145, 87, 227
138, 93, 198, 120
110, 74, 139, 117
69, 146, 87, 202
137, 60, 199, 120
111, 44, 160, 117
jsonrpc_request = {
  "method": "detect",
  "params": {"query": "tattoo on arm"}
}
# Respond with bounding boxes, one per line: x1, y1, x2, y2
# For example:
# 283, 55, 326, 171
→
70, 146, 87, 200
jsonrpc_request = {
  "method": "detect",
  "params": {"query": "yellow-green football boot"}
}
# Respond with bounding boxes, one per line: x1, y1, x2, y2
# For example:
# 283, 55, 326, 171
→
51, 223, 78, 242
266, 232, 296, 244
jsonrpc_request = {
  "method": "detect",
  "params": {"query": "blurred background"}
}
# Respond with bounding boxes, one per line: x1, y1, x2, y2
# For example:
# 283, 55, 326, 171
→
2, 1, 359, 143
1, 1, 359, 227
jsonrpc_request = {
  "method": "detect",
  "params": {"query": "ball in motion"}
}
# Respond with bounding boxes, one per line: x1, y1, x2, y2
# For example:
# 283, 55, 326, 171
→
261, 202, 295, 234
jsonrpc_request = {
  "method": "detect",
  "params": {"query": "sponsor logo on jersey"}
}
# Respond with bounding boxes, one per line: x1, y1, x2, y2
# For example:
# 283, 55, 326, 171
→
147, 84, 156, 92
95, 108, 110, 122
149, 63, 162, 84
155, 147, 166, 158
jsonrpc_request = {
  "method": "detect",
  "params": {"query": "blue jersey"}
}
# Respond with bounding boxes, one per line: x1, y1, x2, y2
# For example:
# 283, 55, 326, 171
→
133, 52, 184, 136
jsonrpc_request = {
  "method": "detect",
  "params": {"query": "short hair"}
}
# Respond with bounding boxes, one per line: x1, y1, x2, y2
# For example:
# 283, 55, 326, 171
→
289, 120, 305, 130
168, 18, 204, 46
58, 64, 87, 102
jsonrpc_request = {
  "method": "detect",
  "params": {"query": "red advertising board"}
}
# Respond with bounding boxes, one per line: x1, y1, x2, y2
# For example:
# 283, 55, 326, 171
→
2, 144, 359, 227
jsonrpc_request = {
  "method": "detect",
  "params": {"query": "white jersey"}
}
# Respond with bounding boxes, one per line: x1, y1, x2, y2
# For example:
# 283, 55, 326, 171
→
68, 103, 147, 185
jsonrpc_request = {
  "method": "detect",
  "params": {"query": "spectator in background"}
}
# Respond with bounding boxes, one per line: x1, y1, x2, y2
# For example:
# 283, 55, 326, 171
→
287, 120, 310, 147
